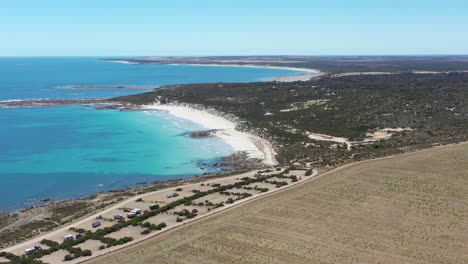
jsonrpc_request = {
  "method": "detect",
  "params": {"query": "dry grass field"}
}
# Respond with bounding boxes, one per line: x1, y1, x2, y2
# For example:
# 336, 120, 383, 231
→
87, 143, 468, 264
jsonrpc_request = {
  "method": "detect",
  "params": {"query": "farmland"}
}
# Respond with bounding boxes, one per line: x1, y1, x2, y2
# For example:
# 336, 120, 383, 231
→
87, 143, 468, 264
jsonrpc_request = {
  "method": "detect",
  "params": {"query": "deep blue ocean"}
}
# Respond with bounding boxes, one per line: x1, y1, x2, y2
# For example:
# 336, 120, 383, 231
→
0, 57, 302, 211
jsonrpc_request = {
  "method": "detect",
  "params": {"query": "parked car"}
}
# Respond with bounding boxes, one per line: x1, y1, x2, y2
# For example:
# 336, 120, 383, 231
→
76, 233, 84, 239
113, 214, 124, 220
92, 221, 101, 228
167, 192, 180, 198
127, 212, 136, 219
24, 248, 35, 255
64, 235, 74, 242
25, 245, 42, 255
149, 204, 160, 210
131, 208, 141, 215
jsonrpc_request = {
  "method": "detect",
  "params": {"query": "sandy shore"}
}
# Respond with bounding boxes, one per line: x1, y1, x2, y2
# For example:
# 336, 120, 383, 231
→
172, 63, 324, 82
107, 60, 324, 82
142, 104, 277, 166
259, 67, 323, 82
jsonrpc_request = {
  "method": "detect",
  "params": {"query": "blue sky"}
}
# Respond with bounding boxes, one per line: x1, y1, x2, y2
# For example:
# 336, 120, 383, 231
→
1, 0, 467, 56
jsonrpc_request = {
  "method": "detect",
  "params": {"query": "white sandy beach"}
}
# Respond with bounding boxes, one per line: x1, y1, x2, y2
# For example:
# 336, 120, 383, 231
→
107, 60, 323, 82
142, 104, 277, 166
171, 63, 324, 82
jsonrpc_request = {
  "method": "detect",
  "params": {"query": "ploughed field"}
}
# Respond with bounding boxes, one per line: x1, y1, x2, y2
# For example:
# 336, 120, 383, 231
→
87, 143, 468, 264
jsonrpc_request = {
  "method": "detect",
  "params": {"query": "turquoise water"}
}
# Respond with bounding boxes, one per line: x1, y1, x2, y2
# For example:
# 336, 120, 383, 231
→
0, 106, 233, 210
0, 57, 301, 100
0, 57, 303, 211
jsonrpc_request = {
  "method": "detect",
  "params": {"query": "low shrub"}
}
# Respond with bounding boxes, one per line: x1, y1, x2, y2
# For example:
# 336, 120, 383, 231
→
141, 229, 151, 235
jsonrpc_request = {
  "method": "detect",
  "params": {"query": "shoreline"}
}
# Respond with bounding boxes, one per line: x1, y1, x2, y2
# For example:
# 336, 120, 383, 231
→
0, 101, 278, 212
105, 59, 324, 82
142, 103, 277, 166
0, 101, 276, 213
169, 63, 324, 82
0, 63, 282, 212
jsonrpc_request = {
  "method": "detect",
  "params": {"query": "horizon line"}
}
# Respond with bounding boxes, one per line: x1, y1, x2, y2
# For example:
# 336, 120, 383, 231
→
1, 54, 468, 58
